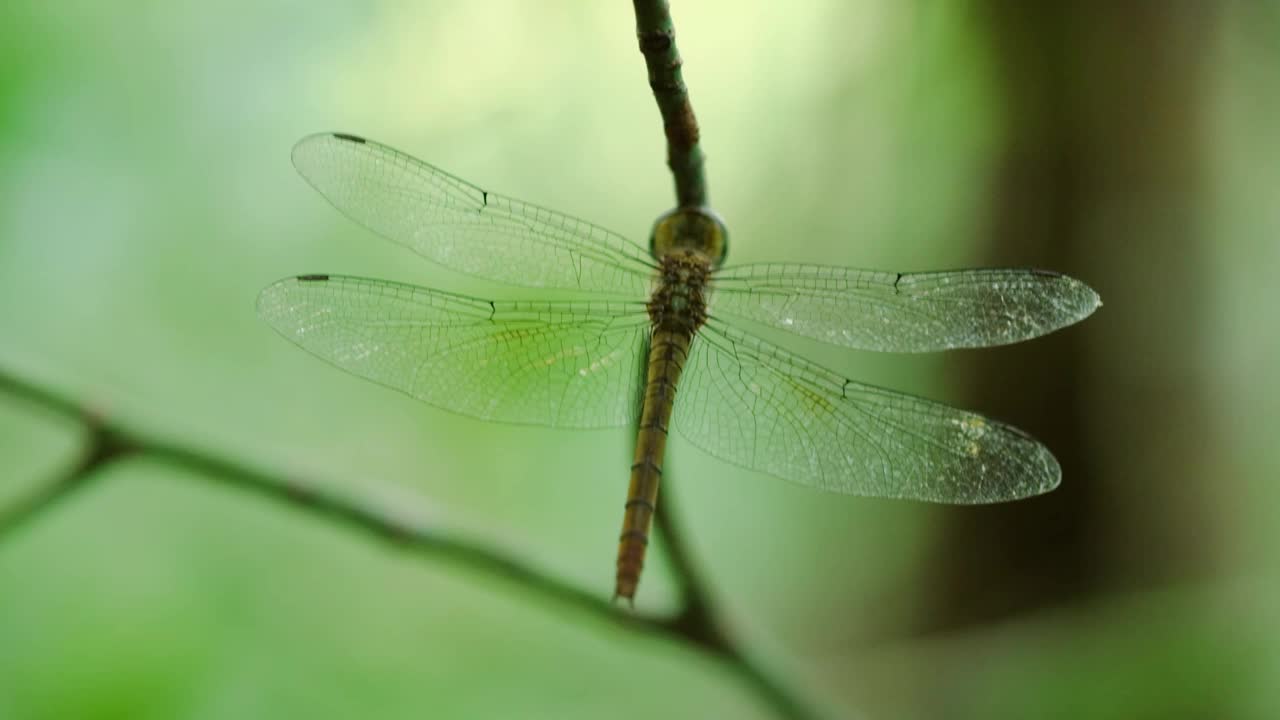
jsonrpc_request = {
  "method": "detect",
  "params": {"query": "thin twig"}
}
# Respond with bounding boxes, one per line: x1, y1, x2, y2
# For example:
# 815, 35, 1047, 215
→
653, 478, 719, 647
631, 1, 820, 714
0, 380, 122, 542
632, 0, 708, 207
656, 467, 825, 720
0, 367, 824, 718
0, 368, 656, 634
0, 426, 101, 541
151, 441, 629, 622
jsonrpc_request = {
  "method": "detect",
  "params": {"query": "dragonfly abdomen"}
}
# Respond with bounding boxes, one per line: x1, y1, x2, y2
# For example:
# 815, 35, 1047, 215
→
616, 326, 695, 601
616, 251, 711, 602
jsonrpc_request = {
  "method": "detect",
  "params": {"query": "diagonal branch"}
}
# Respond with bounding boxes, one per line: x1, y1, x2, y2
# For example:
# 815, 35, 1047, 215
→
0, 366, 824, 719
0, 368, 656, 634
632, 0, 708, 208
0, 425, 110, 541
0, 381, 124, 541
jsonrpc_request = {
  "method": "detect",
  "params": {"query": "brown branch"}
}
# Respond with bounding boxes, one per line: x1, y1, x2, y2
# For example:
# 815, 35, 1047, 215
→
655, 474, 825, 720
0, 426, 106, 540
0, 380, 122, 540
0, 366, 825, 719
0, 368, 657, 633
632, 0, 708, 208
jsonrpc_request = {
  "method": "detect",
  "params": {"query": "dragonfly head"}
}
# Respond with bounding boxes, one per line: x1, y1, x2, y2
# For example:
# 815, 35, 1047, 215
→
649, 206, 728, 267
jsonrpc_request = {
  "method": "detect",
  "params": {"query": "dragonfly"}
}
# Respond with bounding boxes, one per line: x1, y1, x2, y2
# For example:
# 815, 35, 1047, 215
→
258, 132, 1101, 602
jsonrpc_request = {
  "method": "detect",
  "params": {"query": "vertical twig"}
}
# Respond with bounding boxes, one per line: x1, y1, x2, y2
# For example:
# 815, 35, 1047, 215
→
632, 0, 709, 208
630, 3, 825, 717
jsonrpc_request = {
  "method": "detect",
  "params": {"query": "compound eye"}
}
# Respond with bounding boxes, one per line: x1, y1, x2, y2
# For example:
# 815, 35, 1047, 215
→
648, 207, 729, 265
700, 208, 729, 266
648, 208, 681, 260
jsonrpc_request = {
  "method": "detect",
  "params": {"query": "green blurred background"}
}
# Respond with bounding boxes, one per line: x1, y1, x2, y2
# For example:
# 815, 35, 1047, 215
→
2, 1, 1277, 718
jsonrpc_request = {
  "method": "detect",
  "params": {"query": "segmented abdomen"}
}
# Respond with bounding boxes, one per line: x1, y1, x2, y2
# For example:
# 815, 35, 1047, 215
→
615, 326, 693, 601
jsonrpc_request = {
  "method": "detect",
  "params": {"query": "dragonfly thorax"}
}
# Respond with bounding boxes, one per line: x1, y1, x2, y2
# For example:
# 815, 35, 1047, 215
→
648, 251, 711, 332
649, 206, 728, 266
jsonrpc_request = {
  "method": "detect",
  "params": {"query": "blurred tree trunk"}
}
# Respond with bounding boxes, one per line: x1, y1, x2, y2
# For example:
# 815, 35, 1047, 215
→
920, 1, 1224, 630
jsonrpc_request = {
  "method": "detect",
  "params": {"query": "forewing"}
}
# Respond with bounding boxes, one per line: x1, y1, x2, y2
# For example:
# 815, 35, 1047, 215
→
710, 264, 1100, 352
257, 275, 650, 428
674, 319, 1060, 503
291, 133, 656, 295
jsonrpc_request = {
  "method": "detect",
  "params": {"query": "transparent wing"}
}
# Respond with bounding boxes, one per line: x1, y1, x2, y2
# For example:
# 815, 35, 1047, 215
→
675, 319, 1060, 503
710, 264, 1101, 352
291, 133, 657, 295
257, 275, 650, 428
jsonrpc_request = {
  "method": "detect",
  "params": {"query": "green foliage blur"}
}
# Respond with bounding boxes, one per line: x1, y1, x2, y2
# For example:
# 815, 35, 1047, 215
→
2, 1, 1278, 718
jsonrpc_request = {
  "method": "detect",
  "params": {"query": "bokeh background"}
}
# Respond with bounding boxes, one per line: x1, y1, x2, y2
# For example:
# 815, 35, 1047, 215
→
2, 1, 1278, 718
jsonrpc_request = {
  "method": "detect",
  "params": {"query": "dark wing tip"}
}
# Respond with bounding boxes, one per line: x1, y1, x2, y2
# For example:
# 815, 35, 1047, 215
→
296, 274, 330, 282
331, 132, 366, 144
